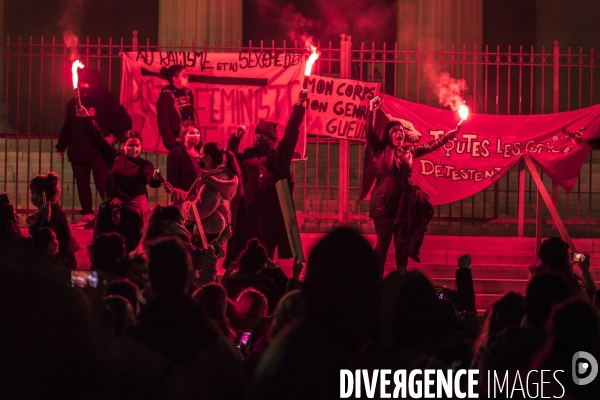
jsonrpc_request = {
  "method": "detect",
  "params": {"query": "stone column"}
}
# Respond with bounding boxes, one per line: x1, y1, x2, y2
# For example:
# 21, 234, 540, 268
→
396, 0, 483, 106
159, 0, 242, 47
398, 0, 482, 50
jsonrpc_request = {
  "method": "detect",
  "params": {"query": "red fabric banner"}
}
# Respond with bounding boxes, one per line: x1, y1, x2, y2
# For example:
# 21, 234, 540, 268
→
379, 93, 600, 206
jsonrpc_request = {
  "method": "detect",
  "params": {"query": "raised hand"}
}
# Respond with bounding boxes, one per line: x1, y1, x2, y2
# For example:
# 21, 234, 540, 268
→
75, 106, 90, 118
458, 254, 471, 269
41, 201, 52, 221
292, 255, 304, 279
370, 96, 382, 111
236, 125, 246, 138
297, 88, 309, 105
162, 182, 174, 194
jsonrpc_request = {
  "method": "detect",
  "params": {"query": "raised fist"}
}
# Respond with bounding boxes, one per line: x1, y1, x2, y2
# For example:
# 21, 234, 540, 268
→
236, 125, 246, 138
297, 88, 309, 105
370, 96, 382, 111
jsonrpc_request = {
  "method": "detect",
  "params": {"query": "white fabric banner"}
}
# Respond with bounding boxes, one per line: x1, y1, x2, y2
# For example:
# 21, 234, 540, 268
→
120, 50, 306, 155
304, 75, 380, 140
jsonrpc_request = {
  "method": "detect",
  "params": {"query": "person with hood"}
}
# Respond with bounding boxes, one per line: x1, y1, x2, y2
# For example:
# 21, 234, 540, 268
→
142, 204, 232, 285
362, 96, 460, 276
156, 65, 198, 151
227, 89, 308, 260
56, 68, 132, 229
169, 142, 241, 247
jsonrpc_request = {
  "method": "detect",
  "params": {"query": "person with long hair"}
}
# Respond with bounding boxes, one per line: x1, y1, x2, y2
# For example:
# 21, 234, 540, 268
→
156, 65, 198, 150
26, 172, 78, 268
169, 142, 241, 246
362, 96, 461, 276
166, 120, 203, 191
142, 204, 232, 285
94, 130, 162, 251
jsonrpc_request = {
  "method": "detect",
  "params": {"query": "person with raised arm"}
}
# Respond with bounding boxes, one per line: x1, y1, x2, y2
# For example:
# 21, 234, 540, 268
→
362, 96, 461, 276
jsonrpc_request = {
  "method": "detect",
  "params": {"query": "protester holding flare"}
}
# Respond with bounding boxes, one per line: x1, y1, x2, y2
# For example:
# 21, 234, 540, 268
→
362, 96, 464, 276
57, 65, 132, 229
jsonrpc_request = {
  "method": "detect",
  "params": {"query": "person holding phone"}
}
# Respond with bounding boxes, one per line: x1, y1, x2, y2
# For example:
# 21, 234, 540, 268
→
27, 172, 78, 269
530, 236, 596, 300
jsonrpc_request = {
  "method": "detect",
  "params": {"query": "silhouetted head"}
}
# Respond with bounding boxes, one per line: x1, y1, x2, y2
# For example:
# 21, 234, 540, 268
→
237, 288, 268, 320
78, 68, 104, 93
30, 172, 60, 206
525, 271, 571, 328
146, 236, 192, 298
302, 227, 378, 340
0, 204, 22, 240
193, 283, 228, 320
538, 236, 571, 268
90, 232, 127, 277
106, 279, 139, 315
236, 238, 269, 274
31, 227, 59, 257
380, 270, 439, 350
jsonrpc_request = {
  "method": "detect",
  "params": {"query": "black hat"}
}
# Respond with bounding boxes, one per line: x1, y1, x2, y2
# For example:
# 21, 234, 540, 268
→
255, 120, 278, 139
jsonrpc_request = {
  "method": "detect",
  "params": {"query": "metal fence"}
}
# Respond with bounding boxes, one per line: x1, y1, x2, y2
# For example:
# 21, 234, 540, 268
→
1, 35, 599, 236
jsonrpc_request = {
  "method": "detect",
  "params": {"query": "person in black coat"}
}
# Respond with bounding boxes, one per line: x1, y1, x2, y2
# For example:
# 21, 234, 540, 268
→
166, 120, 203, 191
56, 68, 132, 229
362, 96, 460, 276
156, 65, 198, 151
226, 89, 308, 260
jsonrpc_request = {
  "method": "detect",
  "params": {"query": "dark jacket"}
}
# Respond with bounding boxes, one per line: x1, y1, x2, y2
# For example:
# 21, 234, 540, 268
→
107, 155, 162, 201
227, 105, 305, 259
27, 204, 78, 269
104, 295, 246, 400
156, 85, 197, 150
166, 144, 202, 191
361, 109, 457, 219
57, 79, 131, 163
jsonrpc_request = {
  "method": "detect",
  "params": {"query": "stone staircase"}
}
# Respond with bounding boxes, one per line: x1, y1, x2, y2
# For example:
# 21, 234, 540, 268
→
395, 236, 600, 313
68, 230, 600, 313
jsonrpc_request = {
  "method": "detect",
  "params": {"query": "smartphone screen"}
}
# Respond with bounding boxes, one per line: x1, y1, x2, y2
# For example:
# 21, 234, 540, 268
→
237, 331, 252, 348
71, 270, 99, 288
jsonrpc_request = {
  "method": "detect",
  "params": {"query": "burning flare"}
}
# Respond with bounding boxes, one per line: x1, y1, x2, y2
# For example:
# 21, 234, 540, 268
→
457, 103, 469, 127
71, 60, 84, 89
304, 46, 319, 77
303, 46, 320, 90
